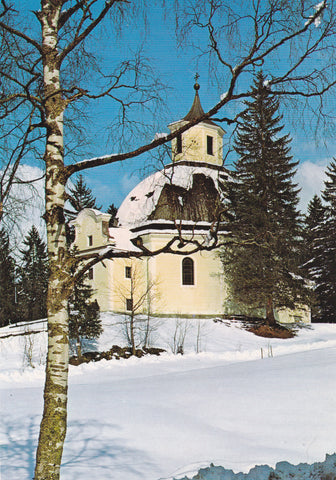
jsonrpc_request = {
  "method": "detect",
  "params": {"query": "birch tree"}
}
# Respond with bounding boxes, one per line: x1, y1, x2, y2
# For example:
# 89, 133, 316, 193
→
0, 1, 336, 479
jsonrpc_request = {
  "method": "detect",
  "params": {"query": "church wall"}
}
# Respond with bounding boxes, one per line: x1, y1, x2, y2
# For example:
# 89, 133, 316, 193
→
275, 305, 311, 324
170, 122, 224, 167
89, 260, 114, 312
70, 210, 113, 311
71, 210, 110, 251
71, 212, 311, 323
109, 258, 149, 314
134, 233, 227, 316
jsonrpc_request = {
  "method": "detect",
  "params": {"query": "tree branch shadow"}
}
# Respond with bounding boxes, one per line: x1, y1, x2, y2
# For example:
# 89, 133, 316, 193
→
1, 416, 160, 480
1, 415, 38, 479
62, 419, 159, 479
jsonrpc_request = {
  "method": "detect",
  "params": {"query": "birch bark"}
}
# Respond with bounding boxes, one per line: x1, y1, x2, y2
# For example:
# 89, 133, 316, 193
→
34, 2, 71, 479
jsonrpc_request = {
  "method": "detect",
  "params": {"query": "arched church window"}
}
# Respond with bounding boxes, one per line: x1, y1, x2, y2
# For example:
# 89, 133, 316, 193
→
182, 257, 194, 285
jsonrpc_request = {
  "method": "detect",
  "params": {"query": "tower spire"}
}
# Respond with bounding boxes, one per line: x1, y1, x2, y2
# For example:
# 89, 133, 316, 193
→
183, 75, 215, 126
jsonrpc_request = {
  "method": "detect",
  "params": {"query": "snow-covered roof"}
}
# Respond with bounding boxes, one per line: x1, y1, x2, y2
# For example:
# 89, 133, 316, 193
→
117, 162, 228, 228
108, 227, 141, 253
70, 208, 111, 226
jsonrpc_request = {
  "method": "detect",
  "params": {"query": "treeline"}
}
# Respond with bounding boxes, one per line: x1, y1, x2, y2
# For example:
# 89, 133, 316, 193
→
0, 225, 48, 326
0, 176, 109, 358
222, 73, 336, 323
303, 170, 336, 323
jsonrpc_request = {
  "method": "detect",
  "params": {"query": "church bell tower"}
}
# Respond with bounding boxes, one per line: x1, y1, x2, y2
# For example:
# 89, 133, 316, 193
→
168, 78, 225, 166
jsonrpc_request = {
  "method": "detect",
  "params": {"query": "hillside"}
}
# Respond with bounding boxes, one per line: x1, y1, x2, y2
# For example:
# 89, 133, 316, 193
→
1, 315, 336, 479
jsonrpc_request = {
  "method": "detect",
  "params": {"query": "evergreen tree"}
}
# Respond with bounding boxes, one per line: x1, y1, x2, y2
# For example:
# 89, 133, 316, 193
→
68, 174, 101, 214
68, 267, 102, 360
107, 203, 118, 227
0, 228, 17, 326
66, 174, 101, 244
302, 195, 327, 321
223, 72, 308, 325
311, 160, 336, 322
18, 226, 49, 322
304, 195, 326, 245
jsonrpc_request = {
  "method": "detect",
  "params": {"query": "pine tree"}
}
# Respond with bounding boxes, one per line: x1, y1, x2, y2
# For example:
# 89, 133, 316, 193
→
311, 160, 336, 322
223, 72, 309, 325
68, 268, 102, 360
68, 174, 101, 214
302, 195, 327, 321
0, 228, 17, 326
18, 226, 49, 322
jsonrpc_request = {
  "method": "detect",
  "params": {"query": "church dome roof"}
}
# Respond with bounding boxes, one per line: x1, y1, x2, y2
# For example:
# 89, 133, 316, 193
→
117, 162, 228, 229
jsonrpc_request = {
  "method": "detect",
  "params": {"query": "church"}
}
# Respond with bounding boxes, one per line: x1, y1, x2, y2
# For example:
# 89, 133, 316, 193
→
71, 82, 310, 324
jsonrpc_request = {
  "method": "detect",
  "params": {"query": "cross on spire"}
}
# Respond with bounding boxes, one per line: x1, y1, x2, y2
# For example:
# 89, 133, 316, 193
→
194, 72, 200, 91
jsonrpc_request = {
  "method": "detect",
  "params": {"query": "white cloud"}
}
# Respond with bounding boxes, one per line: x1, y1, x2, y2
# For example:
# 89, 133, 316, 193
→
2, 164, 45, 250
295, 160, 328, 212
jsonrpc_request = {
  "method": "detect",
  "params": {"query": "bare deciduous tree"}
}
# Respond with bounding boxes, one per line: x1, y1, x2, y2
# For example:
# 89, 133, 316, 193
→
115, 261, 158, 355
0, 1, 335, 478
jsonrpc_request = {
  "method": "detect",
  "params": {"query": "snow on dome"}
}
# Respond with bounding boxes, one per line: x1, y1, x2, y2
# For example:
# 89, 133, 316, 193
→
117, 163, 225, 228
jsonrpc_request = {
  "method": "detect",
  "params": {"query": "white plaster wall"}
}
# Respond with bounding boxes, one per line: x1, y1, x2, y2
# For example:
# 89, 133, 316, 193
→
170, 121, 224, 167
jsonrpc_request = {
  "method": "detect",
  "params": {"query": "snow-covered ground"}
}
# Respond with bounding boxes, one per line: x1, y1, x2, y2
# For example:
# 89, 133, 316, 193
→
1, 314, 336, 479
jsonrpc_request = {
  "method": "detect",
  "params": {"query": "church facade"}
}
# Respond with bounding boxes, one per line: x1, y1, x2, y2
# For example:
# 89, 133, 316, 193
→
71, 84, 310, 323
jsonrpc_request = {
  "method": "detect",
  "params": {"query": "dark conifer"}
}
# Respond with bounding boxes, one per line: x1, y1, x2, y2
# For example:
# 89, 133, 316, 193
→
107, 203, 118, 226
68, 174, 101, 214
66, 174, 101, 244
302, 195, 326, 321
68, 261, 102, 359
18, 226, 48, 322
311, 160, 336, 322
304, 195, 326, 244
223, 72, 309, 325
0, 228, 17, 326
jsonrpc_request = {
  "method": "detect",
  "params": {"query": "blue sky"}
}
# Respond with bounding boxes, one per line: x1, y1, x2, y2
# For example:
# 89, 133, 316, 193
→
17, 1, 336, 213
70, 3, 335, 213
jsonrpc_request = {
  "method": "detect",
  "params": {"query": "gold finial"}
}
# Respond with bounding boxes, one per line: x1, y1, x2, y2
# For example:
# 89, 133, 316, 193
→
194, 72, 200, 91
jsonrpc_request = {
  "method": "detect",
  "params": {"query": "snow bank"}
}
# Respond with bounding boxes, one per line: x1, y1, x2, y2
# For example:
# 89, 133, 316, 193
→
2, 316, 336, 480
174, 453, 336, 480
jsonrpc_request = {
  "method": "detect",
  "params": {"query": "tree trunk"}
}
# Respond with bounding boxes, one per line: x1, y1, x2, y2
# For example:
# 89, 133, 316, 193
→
34, 304, 69, 480
34, 2, 70, 479
130, 313, 136, 355
266, 296, 277, 326
76, 334, 82, 361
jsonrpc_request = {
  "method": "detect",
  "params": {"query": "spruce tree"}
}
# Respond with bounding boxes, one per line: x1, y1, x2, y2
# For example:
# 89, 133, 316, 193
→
18, 226, 49, 322
0, 228, 17, 326
68, 174, 101, 214
68, 264, 102, 360
311, 160, 336, 322
223, 72, 308, 325
302, 195, 327, 321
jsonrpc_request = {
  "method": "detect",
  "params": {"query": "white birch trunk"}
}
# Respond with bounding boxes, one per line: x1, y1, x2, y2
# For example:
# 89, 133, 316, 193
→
34, 2, 70, 479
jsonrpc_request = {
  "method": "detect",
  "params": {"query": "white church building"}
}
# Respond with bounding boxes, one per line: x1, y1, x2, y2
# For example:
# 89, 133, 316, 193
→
71, 83, 310, 324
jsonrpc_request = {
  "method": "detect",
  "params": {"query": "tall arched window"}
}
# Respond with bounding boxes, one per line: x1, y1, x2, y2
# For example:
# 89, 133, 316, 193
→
182, 257, 194, 285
